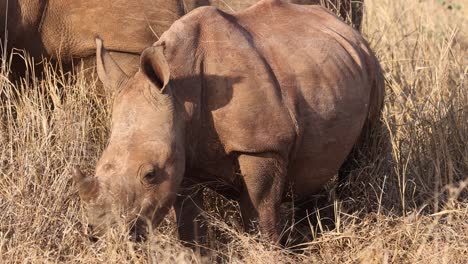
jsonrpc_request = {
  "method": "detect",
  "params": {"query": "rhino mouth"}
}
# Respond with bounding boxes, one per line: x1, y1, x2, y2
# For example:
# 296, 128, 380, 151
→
129, 218, 148, 242
85, 218, 148, 243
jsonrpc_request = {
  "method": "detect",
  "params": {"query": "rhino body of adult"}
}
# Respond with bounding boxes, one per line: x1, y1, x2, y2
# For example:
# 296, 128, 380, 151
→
0, 0, 210, 77
75, 0, 384, 245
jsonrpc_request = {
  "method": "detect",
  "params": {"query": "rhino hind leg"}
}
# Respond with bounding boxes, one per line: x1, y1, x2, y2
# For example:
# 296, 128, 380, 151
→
237, 153, 287, 244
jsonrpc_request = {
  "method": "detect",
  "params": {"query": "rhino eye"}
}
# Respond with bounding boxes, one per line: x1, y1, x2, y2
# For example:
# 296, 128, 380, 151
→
144, 169, 156, 180
143, 169, 162, 185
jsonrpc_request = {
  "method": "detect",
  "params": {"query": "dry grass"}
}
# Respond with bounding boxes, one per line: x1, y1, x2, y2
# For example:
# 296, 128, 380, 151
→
1, 0, 467, 263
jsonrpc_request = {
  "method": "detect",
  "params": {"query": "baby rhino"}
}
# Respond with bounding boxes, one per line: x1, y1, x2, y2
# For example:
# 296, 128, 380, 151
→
74, 0, 384, 245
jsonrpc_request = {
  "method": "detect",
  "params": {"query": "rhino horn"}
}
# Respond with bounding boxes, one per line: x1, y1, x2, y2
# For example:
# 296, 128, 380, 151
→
73, 167, 99, 201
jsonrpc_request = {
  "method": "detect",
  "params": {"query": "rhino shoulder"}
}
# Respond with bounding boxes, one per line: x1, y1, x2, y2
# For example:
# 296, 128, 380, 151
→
159, 5, 228, 43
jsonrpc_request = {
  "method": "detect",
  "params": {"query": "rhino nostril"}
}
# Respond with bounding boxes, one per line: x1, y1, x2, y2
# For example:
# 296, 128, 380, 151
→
129, 219, 148, 243
129, 226, 147, 242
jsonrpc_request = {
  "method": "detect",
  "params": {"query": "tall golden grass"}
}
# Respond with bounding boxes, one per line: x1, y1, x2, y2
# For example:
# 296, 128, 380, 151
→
0, 0, 466, 263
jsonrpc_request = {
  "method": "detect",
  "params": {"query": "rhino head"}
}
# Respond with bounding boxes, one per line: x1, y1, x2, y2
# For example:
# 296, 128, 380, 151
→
74, 39, 185, 240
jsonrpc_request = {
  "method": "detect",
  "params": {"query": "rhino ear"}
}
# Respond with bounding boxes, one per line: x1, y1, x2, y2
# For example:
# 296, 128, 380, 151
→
73, 168, 99, 202
140, 44, 170, 93
95, 38, 128, 92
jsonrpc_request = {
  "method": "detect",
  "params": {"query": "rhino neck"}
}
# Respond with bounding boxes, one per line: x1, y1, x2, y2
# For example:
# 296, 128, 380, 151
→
170, 67, 204, 168
163, 52, 206, 168
157, 9, 225, 168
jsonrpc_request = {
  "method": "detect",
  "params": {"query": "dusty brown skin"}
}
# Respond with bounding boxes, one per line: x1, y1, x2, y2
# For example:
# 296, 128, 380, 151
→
0, 0, 210, 77
75, 0, 384, 244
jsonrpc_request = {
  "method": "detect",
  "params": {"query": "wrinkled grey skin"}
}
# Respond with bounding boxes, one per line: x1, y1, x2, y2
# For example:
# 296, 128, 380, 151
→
0, 0, 210, 77
75, 0, 383, 245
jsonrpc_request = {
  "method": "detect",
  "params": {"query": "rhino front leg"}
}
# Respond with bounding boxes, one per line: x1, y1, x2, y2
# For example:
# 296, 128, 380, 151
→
237, 153, 287, 244
174, 185, 206, 247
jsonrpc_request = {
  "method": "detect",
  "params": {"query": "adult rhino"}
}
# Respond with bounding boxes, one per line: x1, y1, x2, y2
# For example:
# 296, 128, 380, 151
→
0, 0, 210, 77
74, 0, 384, 244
